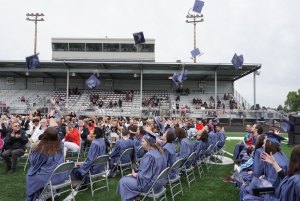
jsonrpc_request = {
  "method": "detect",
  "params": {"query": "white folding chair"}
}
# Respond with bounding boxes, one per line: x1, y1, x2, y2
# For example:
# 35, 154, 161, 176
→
140, 167, 170, 201
115, 148, 134, 177
180, 152, 197, 188
89, 155, 110, 196
37, 162, 75, 201
168, 159, 185, 201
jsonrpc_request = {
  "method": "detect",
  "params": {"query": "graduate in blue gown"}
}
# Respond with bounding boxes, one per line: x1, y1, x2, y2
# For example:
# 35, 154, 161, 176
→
133, 126, 147, 161
176, 127, 193, 167
244, 144, 300, 201
108, 128, 134, 176
193, 129, 209, 164
252, 134, 266, 178
240, 133, 289, 200
26, 127, 64, 201
215, 124, 226, 149
70, 127, 107, 185
163, 129, 177, 179
117, 133, 167, 201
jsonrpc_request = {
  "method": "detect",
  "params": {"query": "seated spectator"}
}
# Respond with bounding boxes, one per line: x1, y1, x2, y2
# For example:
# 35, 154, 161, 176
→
187, 123, 197, 139
176, 127, 193, 166
26, 127, 64, 201
63, 124, 80, 157
29, 118, 48, 144
2, 121, 28, 173
193, 129, 209, 164
163, 129, 177, 179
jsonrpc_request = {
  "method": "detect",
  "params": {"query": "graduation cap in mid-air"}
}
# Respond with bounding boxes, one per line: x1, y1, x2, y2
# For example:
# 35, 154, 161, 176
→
26, 54, 40, 69
231, 53, 244, 70
191, 48, 203, 58
133, 32, 145, 45
192, 0, 205, 14
85, 74, 101, 89
280, 120, 290, 132
154, 117, 165, 133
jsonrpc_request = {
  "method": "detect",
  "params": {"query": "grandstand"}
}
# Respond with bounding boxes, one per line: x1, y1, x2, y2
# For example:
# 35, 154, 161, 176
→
0, 37, 285, 127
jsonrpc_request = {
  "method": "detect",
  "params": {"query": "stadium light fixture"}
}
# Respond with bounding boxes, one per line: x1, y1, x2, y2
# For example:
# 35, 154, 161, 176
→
26, 13, 45, 54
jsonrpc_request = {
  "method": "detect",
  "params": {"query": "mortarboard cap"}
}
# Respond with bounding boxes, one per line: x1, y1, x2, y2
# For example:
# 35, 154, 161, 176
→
192, 0, 205, 14
85, 74, 101, 89
280, 120, 290, 132
177, 68, 188, 83
191, 48, 202, 58
172, 72, 180, 86
26, 54, 40, 69
266, 132, 286, 146
143, 132, 156, 144
231, 53, 244, 70
133, 32, 145, 45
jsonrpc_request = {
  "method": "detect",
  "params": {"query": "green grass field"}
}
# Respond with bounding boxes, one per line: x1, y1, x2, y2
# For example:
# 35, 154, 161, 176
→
0, 132, 294, 201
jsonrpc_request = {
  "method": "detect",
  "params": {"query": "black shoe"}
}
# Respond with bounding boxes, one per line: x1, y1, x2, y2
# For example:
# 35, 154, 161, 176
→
9, 168, 16, 174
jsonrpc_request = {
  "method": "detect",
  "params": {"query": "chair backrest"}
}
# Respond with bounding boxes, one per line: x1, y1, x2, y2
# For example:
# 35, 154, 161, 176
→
146, 167, 170, 194
169, 158, 185, 172
197, 150, 205, 159
120, 148, 134, 159
93, 155, 109, 166
204, 144, 213, 156
52, 161, 75, 176
182, 152, 196, 168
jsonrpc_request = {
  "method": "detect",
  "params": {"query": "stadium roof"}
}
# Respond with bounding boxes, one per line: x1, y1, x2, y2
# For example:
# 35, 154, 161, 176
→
0, 60, 261, 81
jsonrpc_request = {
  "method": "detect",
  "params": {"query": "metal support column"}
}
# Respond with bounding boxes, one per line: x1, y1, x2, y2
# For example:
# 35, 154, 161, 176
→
215, 71, 218, 110
66, 68, 70, 114
140, 67, 143, 118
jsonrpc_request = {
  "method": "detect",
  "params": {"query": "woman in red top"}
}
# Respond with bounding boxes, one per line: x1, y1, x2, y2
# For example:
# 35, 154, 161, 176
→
63, 124, 80, 157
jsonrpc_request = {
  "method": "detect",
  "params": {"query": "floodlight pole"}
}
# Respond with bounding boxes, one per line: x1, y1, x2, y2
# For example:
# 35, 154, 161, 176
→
26, 13, 45, 54
186, 10, 204, 63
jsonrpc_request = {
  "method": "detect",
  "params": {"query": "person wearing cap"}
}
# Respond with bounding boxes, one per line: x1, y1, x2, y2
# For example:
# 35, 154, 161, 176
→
241, 132, 289, 200
254, 144, 300, 201
176, 127, 193, 167
162, 129, 177, 179
108, 128, 134, 178
117, 132, 167, 201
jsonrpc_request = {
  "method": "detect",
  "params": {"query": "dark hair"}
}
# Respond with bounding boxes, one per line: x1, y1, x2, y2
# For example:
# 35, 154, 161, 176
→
175, 128, 186, 140
166, 131, 176, 143
264, 140, 281, 155
255, 134, 265, 149
200, 130, 208, 142
94, 127, 104, 138
246, 146, 254, 156
288, 145, 300, 176
33, 127, 61, 156
256, 124, 263, 134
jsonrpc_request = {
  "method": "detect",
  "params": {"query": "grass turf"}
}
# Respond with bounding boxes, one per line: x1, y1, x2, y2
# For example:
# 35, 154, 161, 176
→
0, 132, 294, 201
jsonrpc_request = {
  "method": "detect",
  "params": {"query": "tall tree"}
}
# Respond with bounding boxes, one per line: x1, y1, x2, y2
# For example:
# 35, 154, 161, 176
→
284, 89, 300, 112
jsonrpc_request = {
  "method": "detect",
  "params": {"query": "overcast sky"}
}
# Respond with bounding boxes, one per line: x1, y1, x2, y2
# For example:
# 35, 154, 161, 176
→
0, 0, 299, 108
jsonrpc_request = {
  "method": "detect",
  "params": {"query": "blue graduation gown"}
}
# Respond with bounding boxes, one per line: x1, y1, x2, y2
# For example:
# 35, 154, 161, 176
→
208, 131, 218, 146
177, 138, 193, 167
116, 149, 167, 201
26, 147, 64, 201
110, 138, 134, 168
275, 174, 300, 201
133, 136, 146, 160
216, 132, 226, 149
193, 140, 209, 163
264, 152, 289, 189
78, 138, 107, 176
253, 147, 264, 178
163, 143, 177, 179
